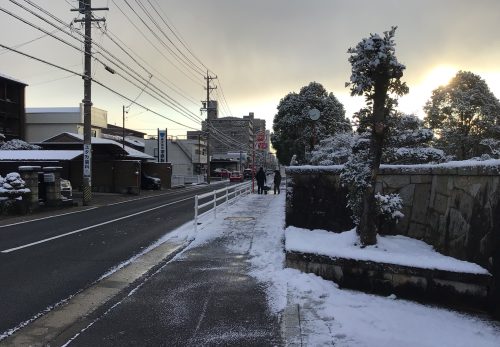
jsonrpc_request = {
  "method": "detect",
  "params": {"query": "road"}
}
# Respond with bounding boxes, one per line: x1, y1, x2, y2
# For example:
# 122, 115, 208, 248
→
0, 183, 231, 336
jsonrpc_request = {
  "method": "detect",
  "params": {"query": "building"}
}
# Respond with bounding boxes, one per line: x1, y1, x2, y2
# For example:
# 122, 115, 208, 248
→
202, 116, 253, 156
101, 124, 147, 152
144, 135, 207, 177
0, 73, 27, 140
25, 105, 108, 142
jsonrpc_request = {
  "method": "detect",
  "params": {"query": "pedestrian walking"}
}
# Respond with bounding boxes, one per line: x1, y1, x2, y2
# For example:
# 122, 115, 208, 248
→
273, 170, 282, 194
256, 167, 266, 194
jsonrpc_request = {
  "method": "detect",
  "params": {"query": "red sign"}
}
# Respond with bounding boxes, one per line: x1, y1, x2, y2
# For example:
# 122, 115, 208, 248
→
256, 142, 267, 149
256, 131, 265, 142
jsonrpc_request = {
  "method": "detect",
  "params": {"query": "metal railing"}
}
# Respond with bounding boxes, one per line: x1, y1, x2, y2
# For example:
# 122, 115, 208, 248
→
194, 181, 252, 232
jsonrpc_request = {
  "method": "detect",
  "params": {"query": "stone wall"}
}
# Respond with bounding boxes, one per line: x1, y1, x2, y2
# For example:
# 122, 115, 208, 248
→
285, 166, 354, 232
286, 163, 500, 270
287, 162, 500, 317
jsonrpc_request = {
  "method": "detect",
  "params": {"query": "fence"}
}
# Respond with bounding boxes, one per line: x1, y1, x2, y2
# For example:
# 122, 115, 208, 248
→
172, 175, 207, 187
193, 181, 252, 232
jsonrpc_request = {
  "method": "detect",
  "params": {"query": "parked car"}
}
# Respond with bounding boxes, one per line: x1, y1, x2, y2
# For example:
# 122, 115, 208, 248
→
229, 171, 244, 183
243, 168, 254, 180
60, 179, 72, 198
141, 172, 161, 190
214, 168, 231, 178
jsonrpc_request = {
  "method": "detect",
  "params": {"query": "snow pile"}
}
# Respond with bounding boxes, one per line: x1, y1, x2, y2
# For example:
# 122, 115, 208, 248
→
285, 270, 500, 347
285, 227, 489, 274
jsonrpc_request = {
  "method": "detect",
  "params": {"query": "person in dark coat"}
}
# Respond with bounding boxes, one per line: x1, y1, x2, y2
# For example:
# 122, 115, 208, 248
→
256, 167, 266, 194
273, 170, 282, 194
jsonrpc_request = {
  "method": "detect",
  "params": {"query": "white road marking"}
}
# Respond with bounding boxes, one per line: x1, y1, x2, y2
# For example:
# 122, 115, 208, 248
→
0, 185, 208, 227
1, 196, 193, 254
0, 207, 98, 228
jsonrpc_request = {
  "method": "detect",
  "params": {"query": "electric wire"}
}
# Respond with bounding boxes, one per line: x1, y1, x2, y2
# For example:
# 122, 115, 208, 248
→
2, 2, 246, 151
135, 0, 206, 76
118, 0, 205, 85
0, 43, 201, 131
6, 1, 203, 127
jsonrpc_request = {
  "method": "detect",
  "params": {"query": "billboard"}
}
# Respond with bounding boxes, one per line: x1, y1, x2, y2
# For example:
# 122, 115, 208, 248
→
158, 129, 168, 163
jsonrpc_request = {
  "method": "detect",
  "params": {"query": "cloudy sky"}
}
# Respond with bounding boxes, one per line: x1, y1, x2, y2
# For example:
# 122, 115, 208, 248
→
1, 0, 499, 137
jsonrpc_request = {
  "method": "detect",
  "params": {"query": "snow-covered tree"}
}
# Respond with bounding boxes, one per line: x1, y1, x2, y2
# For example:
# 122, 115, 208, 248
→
383, 113, 446, 164
309, 132, 355, 165
480, 138, 500, 158
0, 139, 41, 150
345, 26, 408, 246
0, 172, 30, 197
272, 82, 351, 165
424, 71, 500, 160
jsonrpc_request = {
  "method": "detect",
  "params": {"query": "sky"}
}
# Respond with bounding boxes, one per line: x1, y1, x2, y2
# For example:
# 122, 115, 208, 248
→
1, 0, 500, 138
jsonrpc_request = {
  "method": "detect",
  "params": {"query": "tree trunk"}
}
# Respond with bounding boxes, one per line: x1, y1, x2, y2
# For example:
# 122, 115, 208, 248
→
357, 74, 389, 246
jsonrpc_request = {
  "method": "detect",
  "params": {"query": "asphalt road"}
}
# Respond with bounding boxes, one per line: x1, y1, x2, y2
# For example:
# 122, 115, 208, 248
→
0, 183, 231, 336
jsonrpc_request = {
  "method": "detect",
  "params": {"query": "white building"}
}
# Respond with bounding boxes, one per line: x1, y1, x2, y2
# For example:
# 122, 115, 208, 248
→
25, 105, 108, 142
144, 137, 207, 177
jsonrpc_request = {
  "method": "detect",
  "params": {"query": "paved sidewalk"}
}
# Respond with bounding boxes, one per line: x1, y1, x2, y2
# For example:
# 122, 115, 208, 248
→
57, 193, 283, 346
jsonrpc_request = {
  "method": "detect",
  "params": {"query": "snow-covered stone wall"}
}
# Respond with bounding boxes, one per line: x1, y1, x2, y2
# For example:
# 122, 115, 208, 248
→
286, 161, 500, 271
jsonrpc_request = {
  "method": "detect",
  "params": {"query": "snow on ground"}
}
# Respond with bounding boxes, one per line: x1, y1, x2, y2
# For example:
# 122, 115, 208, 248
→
285, 227, 489, 275
234, 193, 500, 347
88, 189, 499, 346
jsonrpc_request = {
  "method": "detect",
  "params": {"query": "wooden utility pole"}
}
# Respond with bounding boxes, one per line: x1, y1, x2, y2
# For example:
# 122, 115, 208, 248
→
202, 71, 217, 184
72, 1, 107, 205
122, 105, 126, 150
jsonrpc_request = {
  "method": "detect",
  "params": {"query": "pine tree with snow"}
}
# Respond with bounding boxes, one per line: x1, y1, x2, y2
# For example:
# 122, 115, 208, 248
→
309, 131, 355, 165
345, 26, 408, 246
424, 71, 500, 160
271, 82, 351, 165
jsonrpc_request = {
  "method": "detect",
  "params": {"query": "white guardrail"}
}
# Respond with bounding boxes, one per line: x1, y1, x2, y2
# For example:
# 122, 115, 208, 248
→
194, 181, 252, 232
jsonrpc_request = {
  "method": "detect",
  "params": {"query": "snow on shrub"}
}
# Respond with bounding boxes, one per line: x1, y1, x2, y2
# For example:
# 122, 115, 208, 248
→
375, 193, 404, 221
0, 139, 41, 150
0, 172, 30, 197
310, 132, 355, 165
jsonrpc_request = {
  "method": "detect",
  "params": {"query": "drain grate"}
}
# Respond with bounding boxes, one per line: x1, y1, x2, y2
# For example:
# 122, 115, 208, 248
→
224, 216, 255, 222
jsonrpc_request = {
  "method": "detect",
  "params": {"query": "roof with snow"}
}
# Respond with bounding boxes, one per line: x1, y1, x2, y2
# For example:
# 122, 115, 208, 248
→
41, 132, 154, 160
0, 72, 27, 85
0, 150, 82, 161
101, 133, 145, 148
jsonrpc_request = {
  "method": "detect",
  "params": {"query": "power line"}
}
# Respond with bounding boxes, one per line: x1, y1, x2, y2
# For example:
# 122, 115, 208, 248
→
148, 0, 212, 73
134, 0, 206, 76
2, 2, 246, 151
5, 1, 203, 127
0, 43, 200, 131
112, 0, 204, 86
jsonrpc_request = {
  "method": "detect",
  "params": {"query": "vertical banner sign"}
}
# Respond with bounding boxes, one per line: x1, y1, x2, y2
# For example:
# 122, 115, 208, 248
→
256, 130, 267, 149
158, 129, 167, 163
83, 143, 91, 177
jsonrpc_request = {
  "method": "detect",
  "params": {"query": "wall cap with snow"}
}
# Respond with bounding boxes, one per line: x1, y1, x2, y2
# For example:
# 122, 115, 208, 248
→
286, 159, 500, 176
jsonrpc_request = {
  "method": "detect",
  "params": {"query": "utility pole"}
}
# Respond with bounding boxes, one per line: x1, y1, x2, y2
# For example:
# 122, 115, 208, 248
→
201, 70, 217, 184
72, 1, 108, 205
122, 105, 126, 150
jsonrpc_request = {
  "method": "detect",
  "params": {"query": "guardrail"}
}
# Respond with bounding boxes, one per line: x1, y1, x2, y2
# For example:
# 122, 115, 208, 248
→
194, 181, 252, 232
